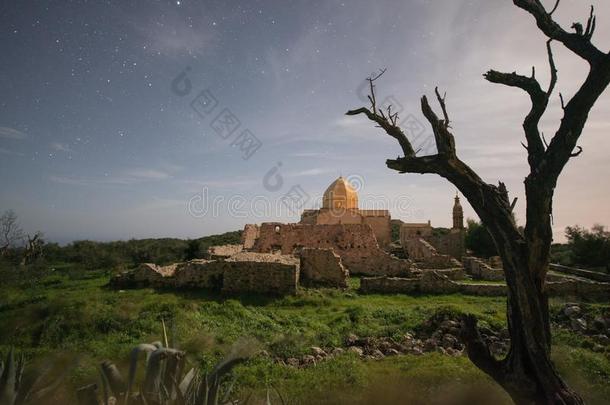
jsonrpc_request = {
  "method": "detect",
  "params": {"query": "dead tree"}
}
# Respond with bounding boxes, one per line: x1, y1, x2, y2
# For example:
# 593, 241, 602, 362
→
1, 209, 24, 257
346, 1, 610, 403
21, 232, 44, 266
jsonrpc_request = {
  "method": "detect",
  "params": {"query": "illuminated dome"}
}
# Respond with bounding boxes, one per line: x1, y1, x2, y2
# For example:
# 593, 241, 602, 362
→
322, 177, 358, 210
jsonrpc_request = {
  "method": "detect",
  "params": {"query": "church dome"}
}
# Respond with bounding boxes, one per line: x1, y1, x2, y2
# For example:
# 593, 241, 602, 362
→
322, 176, 358, 210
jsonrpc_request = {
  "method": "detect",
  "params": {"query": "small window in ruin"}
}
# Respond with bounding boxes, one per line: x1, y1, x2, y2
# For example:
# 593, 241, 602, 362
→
274, 225, 280, 233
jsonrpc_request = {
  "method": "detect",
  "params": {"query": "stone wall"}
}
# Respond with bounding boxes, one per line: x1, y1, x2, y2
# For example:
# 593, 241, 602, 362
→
110, 253, 300, 295
462, 256, 505, 281
221, 259, 299, 295
360, 211, 392, 247
207, 244, 243, 260
417, 254, 462, 270
426, 230, 465, 259
360, 271, 610, 298
241, 224, 260, 249
298, 208, 391, 248
299, 248, 349, 288
549, 263, 610, 282
404, 238, 437, 260
132, 263, 177, 287
251, 223, 411, 277
174, 260, 224, 289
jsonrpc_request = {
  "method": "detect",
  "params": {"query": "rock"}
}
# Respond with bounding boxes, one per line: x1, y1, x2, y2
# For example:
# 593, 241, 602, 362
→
315, 355, 324, 362
570, 318, 587, 332
386, 348, 400, 356
259, 350, 270, 357
436, 347, 447, 355
379, 340, 392, 351
448, 327, 461, 336
441, 334, 458, 349
423, 338, 438, 352
310, 346, 327, 357
346, 333, 359, 346
592, 344, 605, 353
445, 347, 459, 356
402, 332, 414, 342
432, 330, 443, 340
490, 341, 507, 355
286, 357, 300, 367
411, 346, 424, 356
302, 355, 316, 365
371, 349, 385, 359
331, 347, 345, 356
592, 334, 610, 345
592, 317, 608, 333
393, 343, 408, 353
563, 304, 581, 318
348, 346, 363, 356
440, 320, 460, 331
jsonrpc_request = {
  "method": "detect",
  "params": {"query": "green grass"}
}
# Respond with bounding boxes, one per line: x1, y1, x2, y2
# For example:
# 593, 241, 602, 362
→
0, 267, 608, 404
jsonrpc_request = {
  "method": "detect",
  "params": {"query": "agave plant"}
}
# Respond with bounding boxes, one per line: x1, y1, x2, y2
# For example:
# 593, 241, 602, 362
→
78, 339, 257, 405
0, 348, 65, 405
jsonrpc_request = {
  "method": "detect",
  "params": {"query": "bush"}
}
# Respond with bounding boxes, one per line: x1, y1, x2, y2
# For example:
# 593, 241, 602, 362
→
464, 219, 497, 258
563, 224, 610, 271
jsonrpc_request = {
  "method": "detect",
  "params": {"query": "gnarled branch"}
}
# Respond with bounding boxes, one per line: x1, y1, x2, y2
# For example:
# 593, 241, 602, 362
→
513, 0, 606, 64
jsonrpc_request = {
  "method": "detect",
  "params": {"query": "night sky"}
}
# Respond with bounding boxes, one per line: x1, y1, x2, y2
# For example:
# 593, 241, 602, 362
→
1, 0, 609, 243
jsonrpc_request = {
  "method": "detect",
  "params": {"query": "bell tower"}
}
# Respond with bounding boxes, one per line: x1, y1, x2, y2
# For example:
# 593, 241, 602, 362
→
452, 193, 464, 230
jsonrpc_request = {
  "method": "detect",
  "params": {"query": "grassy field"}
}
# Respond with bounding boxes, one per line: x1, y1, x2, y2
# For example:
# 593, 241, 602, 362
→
0, 264, 608, 404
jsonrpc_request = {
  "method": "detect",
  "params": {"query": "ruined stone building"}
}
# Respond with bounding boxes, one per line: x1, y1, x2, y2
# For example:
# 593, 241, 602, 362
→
111, 177, 609, 298
400, 193, 466, 260
240, 177, 467, 275
300, 177, 391, 247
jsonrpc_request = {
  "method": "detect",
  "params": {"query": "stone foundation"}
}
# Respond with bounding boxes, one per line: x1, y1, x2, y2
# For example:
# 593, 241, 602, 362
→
360, 271, 610, 298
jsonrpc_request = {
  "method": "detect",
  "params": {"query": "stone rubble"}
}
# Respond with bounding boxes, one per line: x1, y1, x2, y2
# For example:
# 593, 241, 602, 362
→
274, 312, 513, 368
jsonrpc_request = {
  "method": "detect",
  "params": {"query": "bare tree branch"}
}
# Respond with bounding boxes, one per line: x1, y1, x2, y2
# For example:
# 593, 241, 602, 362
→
549, 0, 560, 16
513, 0, 606, 64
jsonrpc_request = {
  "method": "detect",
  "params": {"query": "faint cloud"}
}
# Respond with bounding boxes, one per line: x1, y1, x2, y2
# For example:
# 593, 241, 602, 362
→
0, 147, 24, 157
49, 175, 91, 186
49, 168, 173, 187
123, 168, 171, 180
0, 127, 27, 140
50, 142, 74, 153
287, 168, 334, 177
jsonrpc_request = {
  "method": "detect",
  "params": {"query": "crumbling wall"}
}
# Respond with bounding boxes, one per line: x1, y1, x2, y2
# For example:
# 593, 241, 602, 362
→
241, 224, 260, 250
252, 223, 411, 276
416, 254, 462, 270
222, 253, 299, 295
360, 271, 610, 298
134, 263, 177, 287
405, 238, 437, 260
207, 244, 243, 260
426, 230, 465, 259
110, 253, 300, 295
299, 248, 349, 288
462, 256, 505, 281
174, 260, 224, 289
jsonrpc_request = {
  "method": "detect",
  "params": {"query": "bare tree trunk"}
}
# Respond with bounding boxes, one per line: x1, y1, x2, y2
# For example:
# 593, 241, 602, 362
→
463, 224, 582, 404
